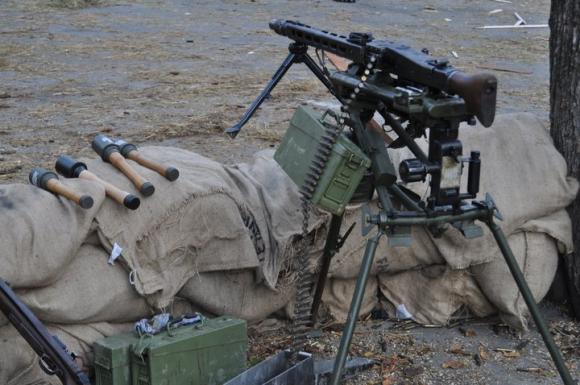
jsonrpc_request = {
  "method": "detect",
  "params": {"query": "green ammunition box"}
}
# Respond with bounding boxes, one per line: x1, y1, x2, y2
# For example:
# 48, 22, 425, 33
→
131, 316, 247, 385
274, 106, 371, 215
93, 316, 247, 385
94, 332, 136, 385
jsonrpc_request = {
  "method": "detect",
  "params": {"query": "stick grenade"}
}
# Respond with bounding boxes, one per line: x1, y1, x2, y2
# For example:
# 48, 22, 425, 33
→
114, 139, 179, 181
55, 155, 140, 210
29, 168, 94, 209
91, 135, 155, 196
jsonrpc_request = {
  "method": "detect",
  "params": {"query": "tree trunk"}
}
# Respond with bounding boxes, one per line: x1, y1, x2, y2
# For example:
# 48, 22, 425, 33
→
549, 0, 580, 318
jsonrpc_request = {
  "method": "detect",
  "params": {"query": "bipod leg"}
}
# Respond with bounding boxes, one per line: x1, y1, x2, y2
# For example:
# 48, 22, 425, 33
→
311, 214, 344, 325
329, 230, 383, 385
486, 220, 577, 385
225, 51, 298, 138
301, 53, 341, 101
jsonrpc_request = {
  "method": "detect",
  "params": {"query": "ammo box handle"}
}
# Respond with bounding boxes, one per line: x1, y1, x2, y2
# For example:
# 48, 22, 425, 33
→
346, 153, 364, 169
320, 109, 340, 129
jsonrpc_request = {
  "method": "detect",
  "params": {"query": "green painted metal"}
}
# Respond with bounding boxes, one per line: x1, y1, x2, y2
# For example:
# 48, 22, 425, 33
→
94, 332, 138, 385
274, 106, 371, 215
329, 231, 382, 385
93, 316, 247, 385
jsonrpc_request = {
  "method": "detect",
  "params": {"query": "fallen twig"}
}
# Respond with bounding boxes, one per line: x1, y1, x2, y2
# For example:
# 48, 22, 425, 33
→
476, 65, 533, 75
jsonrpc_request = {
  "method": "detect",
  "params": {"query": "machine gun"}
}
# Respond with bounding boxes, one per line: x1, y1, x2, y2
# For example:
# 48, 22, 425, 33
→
0, 279, 91, 385
227, 20, 576, 385
228, 20, 495, 211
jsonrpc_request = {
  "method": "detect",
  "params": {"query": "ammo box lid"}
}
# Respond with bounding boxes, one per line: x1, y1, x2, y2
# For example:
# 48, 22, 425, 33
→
136, 316, 247, 358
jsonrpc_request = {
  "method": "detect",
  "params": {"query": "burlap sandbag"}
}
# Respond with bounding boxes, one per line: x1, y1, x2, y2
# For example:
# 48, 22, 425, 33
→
16, 244, 152, 324
90, 148, 324, 308
321, 276, 378, 323
378, 266, 496, 325
471, 230, 559, 328
0, 181, 106, 289
178, 269, 295, 321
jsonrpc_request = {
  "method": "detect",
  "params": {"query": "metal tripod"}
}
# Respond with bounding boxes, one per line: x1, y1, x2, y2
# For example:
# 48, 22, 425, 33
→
326, 199, 577, 385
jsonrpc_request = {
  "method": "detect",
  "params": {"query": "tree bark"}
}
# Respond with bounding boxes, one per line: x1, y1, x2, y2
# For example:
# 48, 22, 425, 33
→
549, 0, 580, 318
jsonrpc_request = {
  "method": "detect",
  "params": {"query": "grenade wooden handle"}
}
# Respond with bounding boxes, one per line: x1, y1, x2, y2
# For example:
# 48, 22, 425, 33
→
77, 170, 140, 210
126, 151, 179, 181
108, 152, 155, 196
29, 168, 93, 209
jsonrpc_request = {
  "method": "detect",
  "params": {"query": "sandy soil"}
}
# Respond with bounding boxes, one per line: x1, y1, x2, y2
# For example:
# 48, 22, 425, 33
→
1, 0, 577, 384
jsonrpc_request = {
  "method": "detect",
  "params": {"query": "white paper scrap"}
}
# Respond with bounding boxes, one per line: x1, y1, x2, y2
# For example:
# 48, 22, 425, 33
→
108, 243, 123, 265
396, 304, 413, 320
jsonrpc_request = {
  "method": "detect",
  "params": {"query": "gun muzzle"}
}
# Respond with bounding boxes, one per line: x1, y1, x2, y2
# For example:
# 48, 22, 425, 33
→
91, 135, 155, 196
56, 155, 140, 210
115, 140, 179, 181
29, 167, 94, 209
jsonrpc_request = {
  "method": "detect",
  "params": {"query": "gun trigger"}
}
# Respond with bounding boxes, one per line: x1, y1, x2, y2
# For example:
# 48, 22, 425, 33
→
337, 222, 356, 250
39, 354, 57, 376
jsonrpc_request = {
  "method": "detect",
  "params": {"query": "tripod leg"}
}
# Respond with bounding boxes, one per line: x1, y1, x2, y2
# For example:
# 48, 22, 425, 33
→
486, 221, 576, 385
225, 52, 297, 137
311, 214, 344, 324
329, 230, 383, 385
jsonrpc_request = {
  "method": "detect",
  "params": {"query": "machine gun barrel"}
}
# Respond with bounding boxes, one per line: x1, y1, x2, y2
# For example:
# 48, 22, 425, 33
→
269, 19, 366, 63
269, 19, 497, 127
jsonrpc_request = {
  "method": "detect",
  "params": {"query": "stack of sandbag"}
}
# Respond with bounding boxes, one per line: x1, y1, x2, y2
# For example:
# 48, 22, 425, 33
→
321, 113, 578, 328
0, 147, 325, 384
0, 112, 577, 384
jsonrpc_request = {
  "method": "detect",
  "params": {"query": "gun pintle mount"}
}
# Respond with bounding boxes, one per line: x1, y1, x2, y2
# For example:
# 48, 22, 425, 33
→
225, 20, 576, 385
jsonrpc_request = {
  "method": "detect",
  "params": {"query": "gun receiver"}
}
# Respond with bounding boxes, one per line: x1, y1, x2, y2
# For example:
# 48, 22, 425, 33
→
269, 19, 496, 127
0, 279, 91, 385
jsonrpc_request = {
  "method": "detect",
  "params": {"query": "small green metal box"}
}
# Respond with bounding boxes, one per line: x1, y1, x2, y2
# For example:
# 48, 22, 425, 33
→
131, 316, 247, 385
93, 316, 247, 385
94, 332, 136, 385
274, 106, 371, 215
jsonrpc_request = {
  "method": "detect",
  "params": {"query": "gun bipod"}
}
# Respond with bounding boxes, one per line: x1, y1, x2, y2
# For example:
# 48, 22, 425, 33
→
225, 42, 339, 138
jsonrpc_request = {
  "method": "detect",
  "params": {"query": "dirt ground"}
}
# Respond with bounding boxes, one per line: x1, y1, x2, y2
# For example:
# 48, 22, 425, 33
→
0, 0, 578, 384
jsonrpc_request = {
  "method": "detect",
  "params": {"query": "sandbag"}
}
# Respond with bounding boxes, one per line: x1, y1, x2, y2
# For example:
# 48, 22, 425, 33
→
321, 276, 378, 323
0, 181, 105, 289
16, 244, 151, 324
91, 147, 325, 308
471, 230, 559, 328
378, 266, 496, 325
179, 269, 295, 321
